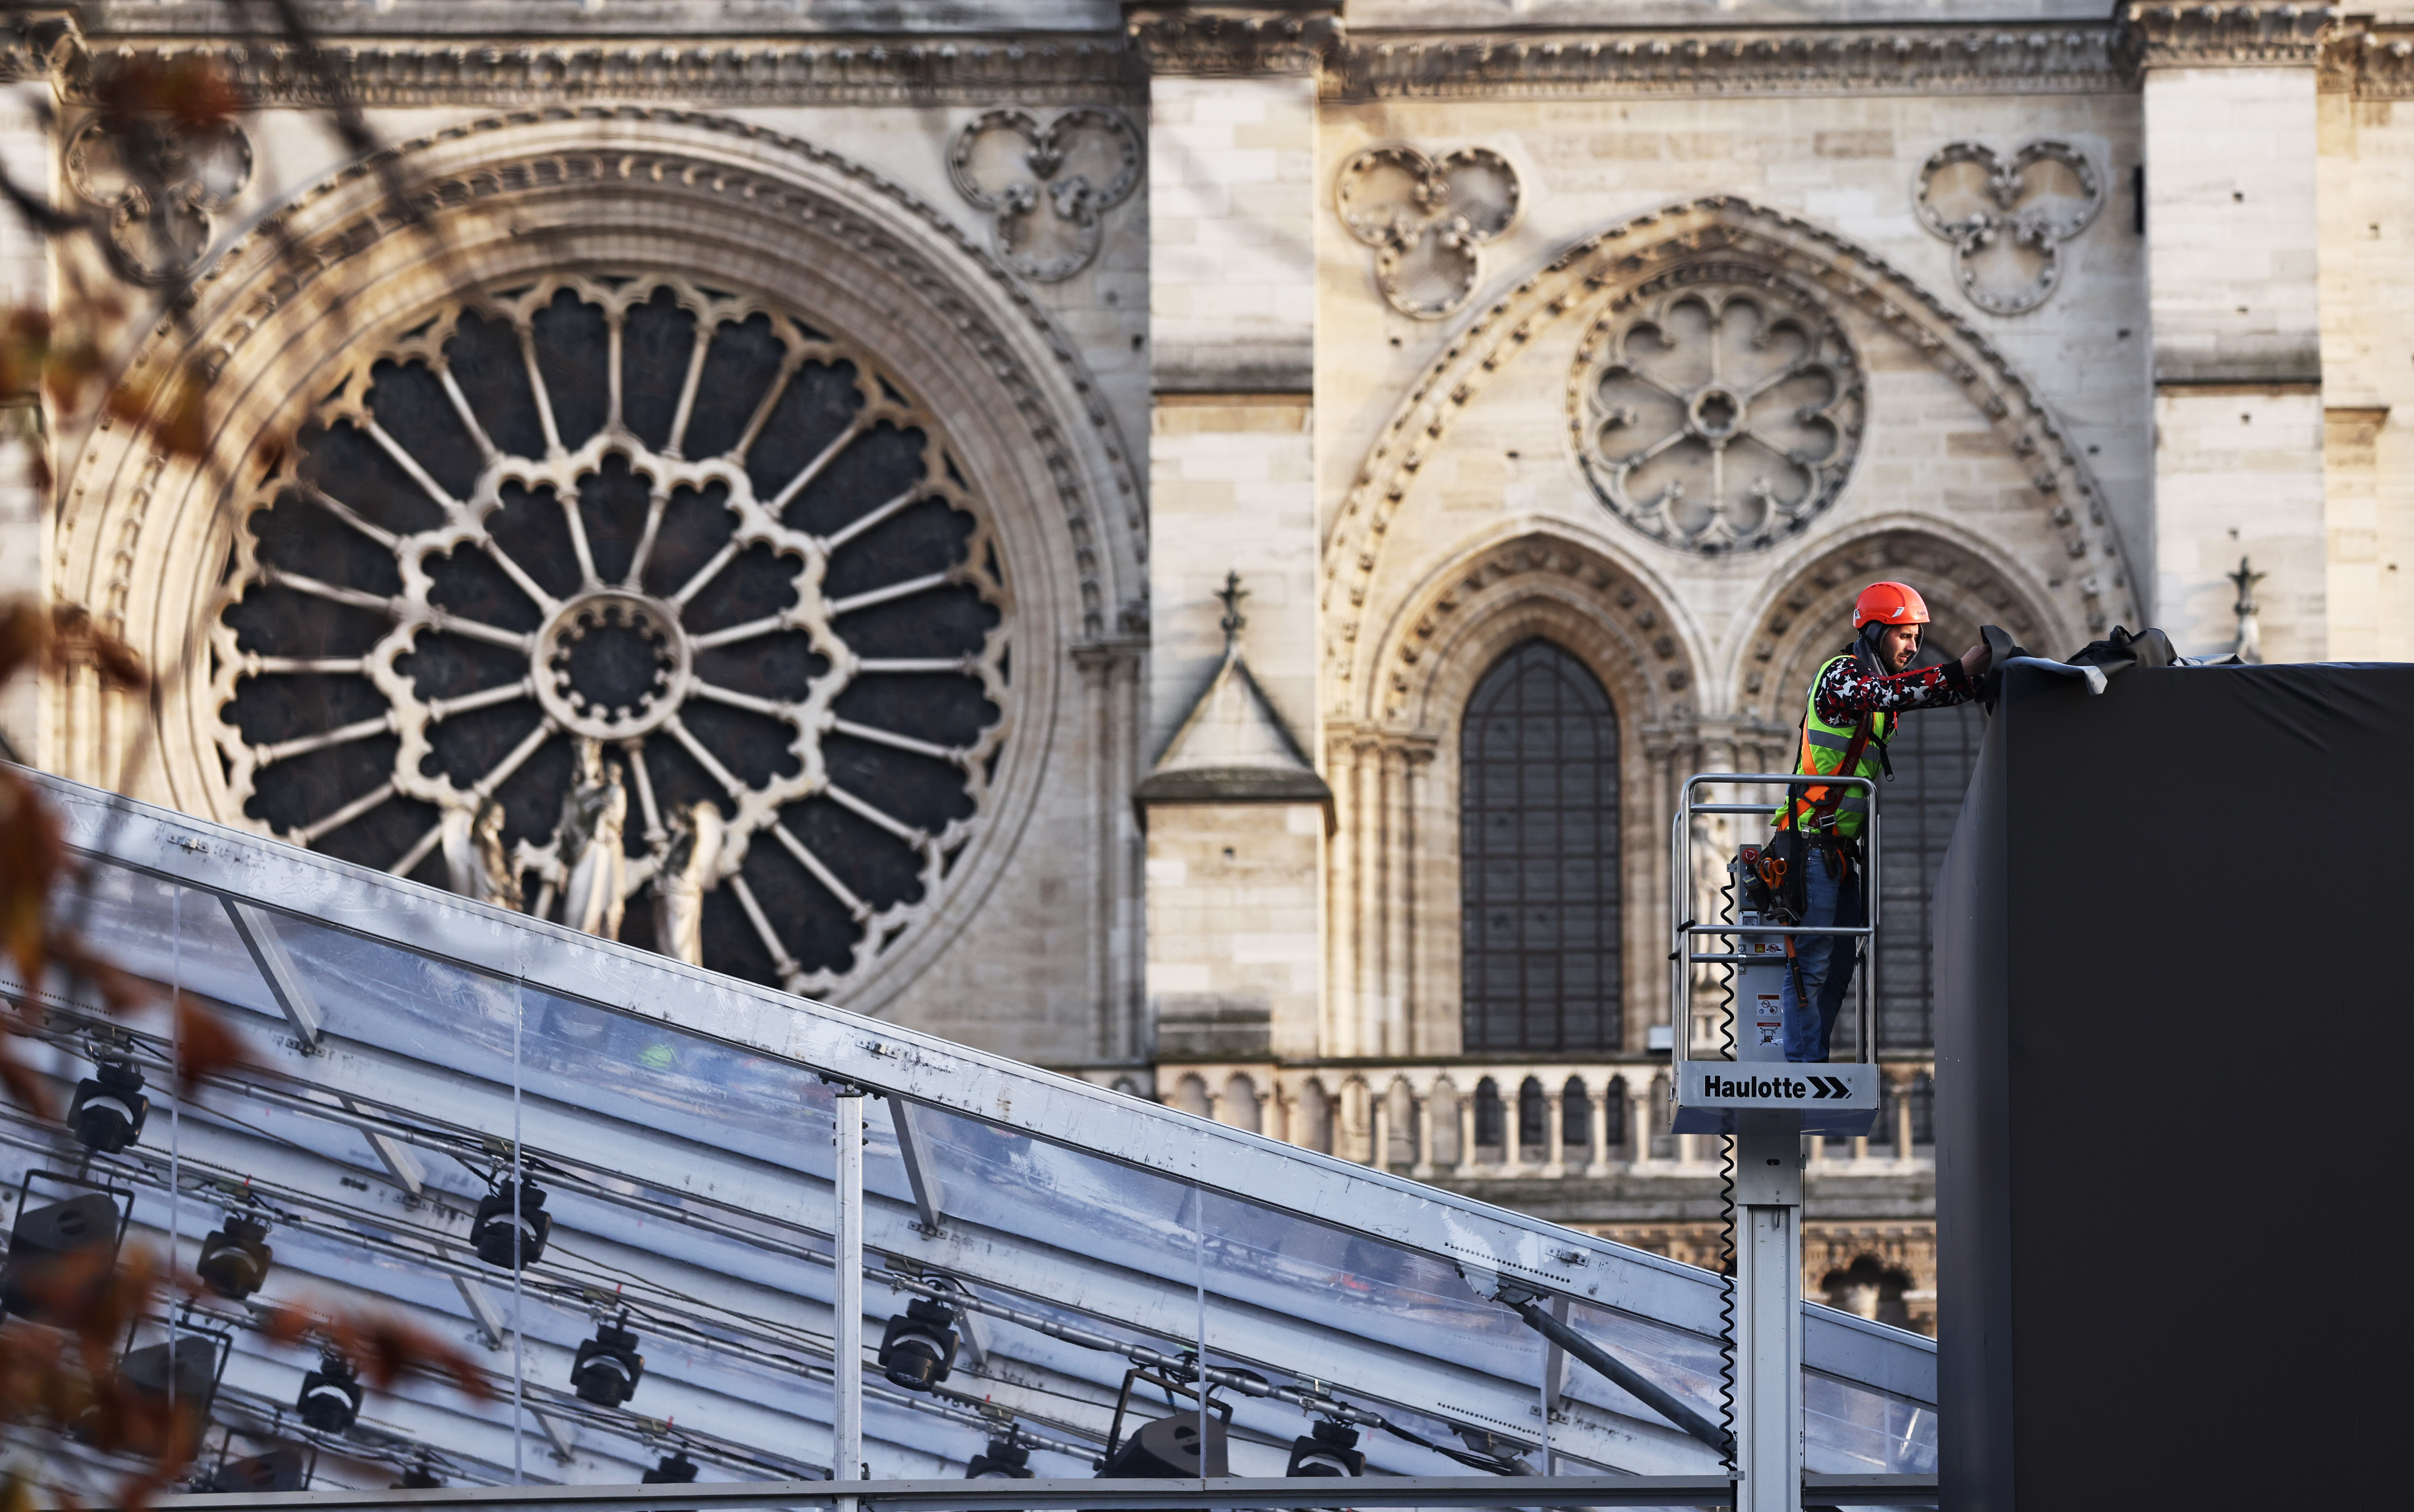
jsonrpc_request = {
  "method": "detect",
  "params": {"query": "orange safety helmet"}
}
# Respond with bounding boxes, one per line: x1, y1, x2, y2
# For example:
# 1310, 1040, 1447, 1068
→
1853, 580, 1931, 630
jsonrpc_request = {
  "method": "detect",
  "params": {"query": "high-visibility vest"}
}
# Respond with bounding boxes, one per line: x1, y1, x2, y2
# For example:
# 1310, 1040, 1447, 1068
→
1771, 654, 1889, 838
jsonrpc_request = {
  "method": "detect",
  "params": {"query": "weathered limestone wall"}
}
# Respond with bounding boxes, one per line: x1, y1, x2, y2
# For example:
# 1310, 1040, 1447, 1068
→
2318, 90, 2414, 661
1147, 74, 1322, 759
1144, 802, 1326, 1062
2143, 63, 2328, 660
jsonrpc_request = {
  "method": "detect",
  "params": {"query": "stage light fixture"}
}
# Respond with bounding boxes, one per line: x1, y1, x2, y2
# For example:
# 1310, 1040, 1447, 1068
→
471, 1180, 551, 1269
204, 1445, 307, 1494
297, 1353, 363, 1434
965, 1433, 1032, 1479
876, 1296, 959, 1391
195, 1213, 273, 1301
1, 1190, 120, 1320
1099, 1413, 1227, 1479
1285, 1419, 1365, 1478
571, 1321, 645, 1407
641, 1452, 699, 1484
69, 1059, 149, 1153
393, 1460, 442, 1489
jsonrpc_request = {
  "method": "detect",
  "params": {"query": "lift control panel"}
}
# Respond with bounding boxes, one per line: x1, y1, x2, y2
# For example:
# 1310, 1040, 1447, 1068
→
1669, 774, 1880, 1137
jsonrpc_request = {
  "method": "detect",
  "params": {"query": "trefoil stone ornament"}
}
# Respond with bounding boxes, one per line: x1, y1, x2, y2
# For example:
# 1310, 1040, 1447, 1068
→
1335, 144, 1520, 320
63, 109, 252, 283
948, 108, 1142, 282
1914, 139, 2104, 316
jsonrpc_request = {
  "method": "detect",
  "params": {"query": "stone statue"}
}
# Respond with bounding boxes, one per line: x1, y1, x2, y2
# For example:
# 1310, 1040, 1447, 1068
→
652, 801, 723, 967
439, 797, 521, 910
555, 738, 628, 940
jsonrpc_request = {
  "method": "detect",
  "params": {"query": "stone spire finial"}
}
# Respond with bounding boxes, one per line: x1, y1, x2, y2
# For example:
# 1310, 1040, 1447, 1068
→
2228, 556, 2267, 665
1214, 570, 1248, 652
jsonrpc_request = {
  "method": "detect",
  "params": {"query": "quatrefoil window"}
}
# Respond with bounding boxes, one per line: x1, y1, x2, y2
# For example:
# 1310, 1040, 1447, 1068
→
1571, 268, 1865, 555
1335, 144, 1520, 319
1915, 139, 2104, 316
210, 274, 1012, 1000
948, 108, 1142, 282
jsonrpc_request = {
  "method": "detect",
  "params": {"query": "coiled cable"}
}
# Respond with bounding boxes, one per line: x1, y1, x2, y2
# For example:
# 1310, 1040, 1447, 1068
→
1714, 859, 1739, 1469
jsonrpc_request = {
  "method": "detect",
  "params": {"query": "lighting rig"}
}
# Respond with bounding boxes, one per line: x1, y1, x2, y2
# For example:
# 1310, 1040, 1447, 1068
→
471, 1179, 550, 1268
877, 1296, 959, 1391
195, 1212, 274, 1301
641, 1451, 699, 1484
1, 1171, 128, 1322
571, 1315, 646, 1407
1286, 1419, 1366, 1478
965, 1432, 1033, 1480
68, 1056, 149, 1154
296, 1352, 363, 1434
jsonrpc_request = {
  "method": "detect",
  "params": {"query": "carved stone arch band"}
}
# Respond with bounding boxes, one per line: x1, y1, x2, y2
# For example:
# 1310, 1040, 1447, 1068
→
1337, 529, 1700, 1059
52, 109, 1143, 1017
1325, 196, 2137, 706
1735, 525, 2064, 732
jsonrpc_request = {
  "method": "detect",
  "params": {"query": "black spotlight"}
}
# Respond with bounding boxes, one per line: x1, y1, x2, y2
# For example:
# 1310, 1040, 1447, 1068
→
641, 1452, 699, 1485
68, 1059, 149, 1153
471, 1180, 550, 1269
966, 1434, 1033, 1479
196, 1213, 273, 1301
205, 1445, 307, 1494
297, 1353, 363, 1434
571, 1321, 645, 1407
877, 1296, 959, 1391
1100, 1413, 1227, 1479
393, 1460, 442, 1489
1, 1190, 120, 1320
1285, 1420, 1365, 1478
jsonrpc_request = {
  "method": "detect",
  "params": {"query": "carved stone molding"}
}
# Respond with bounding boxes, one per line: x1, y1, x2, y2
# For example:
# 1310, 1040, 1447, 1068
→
1324, 198, 2138, 709
55, 35, 1146, 108
1334, 144, 1520, 320
2114, 3, 2338, 71
1124, 5, 1340, 78
2323, 26, 2414, 96
948, 107, 1142, 283
1327, 25, 2122, 100
1914, 140, 2104, 317
1371, 532, 1698, 732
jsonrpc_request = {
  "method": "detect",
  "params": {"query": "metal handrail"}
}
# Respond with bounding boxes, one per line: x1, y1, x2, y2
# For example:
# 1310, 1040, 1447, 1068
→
1668, 772, 1881, 1072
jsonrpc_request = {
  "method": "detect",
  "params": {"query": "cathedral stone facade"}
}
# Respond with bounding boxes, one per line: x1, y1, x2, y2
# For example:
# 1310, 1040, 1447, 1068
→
9, 1, 2413, 1333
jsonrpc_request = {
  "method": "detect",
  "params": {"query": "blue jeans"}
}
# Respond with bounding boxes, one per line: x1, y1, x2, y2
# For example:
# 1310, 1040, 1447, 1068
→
1780, 846, 1865, 1063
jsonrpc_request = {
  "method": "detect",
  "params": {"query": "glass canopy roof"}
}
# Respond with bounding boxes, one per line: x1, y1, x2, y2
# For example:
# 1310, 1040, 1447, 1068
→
1, 770, 1934, 1494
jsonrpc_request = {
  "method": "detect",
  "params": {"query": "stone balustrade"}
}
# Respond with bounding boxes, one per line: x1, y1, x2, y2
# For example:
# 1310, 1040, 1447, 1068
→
1088, 1058, 1935, 1178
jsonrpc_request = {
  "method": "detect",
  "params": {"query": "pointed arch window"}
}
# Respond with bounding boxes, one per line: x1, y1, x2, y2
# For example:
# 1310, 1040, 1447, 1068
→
1459, 639, 1622, 1053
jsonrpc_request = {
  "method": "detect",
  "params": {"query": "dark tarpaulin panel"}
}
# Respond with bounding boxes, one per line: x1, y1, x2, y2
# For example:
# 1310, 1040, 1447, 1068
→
1935, 661, 2408, 1512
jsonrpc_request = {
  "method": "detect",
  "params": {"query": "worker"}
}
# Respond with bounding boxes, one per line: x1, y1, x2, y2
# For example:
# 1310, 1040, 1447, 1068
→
1771, 582, 1992, 1062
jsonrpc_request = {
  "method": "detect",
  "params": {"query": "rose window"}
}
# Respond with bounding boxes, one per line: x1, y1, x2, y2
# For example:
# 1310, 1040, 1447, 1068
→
210, 274, 1011, 1000
1571, 269, 1864, 554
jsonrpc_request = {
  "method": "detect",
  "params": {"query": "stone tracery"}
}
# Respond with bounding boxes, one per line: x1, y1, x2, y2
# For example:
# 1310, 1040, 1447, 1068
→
1572, 265, 1864, 554
210, 272, 1012, 1000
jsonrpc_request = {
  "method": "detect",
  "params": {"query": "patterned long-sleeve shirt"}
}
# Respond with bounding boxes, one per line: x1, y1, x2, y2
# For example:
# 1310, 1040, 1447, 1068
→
1811, 652, 1976, 729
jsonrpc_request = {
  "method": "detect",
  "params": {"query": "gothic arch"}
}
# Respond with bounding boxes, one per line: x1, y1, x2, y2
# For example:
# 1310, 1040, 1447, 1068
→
1324, 194, 2138, 710
1330, 527, 1694, 1060
1733, 519, 2065, 734
51, 108, 1145, 1017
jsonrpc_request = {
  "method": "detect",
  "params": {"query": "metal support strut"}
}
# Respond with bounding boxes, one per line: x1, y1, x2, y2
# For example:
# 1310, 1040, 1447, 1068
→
1732, 1112, 1805, 1512
833, 1087, 865, 1508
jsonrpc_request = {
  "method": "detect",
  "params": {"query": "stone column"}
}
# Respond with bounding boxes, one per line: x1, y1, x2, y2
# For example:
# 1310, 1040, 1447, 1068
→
1502, 1089, 1523, 1169
1458, 1096, 1478, 1175
1543, 1090, 1566, 1178
2130, 2, 2333, 656
1893, 1068, 1916, 1163
1629, 1082, 1653, 1166
1369, 1093, 1389, 1172
1412, 1081, 1436, 1179
1587, 1078, 1612, 1177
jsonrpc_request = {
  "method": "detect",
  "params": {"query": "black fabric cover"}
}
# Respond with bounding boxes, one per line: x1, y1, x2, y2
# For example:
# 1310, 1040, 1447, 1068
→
1935, 661, 2407, 1512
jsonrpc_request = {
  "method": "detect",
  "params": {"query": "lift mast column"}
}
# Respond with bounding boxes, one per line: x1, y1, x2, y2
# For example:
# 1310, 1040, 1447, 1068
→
1669, 773, 1883, 1512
